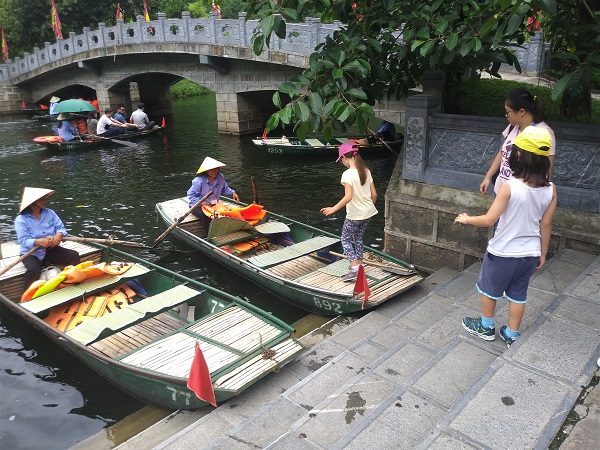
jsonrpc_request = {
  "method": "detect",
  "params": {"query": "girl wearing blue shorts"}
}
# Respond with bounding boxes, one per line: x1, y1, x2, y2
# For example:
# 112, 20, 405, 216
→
455, 126, 557, 347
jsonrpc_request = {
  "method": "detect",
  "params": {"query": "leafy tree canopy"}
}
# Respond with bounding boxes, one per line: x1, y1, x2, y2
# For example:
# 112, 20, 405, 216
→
245, 0, 576, 139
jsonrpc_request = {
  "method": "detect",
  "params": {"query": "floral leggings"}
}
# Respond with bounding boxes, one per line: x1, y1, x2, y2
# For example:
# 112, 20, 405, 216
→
341, 218, 370, 263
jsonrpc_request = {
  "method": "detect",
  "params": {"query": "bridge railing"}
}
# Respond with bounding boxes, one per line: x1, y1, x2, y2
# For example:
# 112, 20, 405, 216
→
0, 12, 342, 82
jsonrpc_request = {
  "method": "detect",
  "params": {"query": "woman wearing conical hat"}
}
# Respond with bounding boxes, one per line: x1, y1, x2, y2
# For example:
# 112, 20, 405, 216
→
186, 157, 240, 236
14, 187, 80, 288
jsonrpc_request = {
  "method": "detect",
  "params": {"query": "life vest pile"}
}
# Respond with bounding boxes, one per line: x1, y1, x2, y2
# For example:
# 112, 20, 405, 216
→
202, 203, 266, 226
43, 283, 138, 332
20, 261, 134, 302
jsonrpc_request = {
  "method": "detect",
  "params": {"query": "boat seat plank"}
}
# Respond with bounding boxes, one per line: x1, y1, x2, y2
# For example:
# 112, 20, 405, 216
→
214, 339, 304, 391
66, 284, 201, 345
89, 313, 188, 359
305, 138, 325, 147
21, 264, 151, 314
248, 236, 339, 268
335, 137, 351, 143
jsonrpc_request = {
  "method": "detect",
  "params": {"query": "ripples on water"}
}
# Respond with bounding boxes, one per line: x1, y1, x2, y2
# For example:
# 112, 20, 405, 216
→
0, 95, 398, 448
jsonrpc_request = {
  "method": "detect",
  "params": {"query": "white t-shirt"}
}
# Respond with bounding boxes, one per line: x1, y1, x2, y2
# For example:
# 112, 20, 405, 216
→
488, 179, 554, 257
130, 109, 148, 127
494, 122, 556, 194
96, 115, 113, 135
341, 168, 378, 221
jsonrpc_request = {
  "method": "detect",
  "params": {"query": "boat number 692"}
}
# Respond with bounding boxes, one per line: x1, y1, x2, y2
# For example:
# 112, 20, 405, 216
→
313, 298, 342, 314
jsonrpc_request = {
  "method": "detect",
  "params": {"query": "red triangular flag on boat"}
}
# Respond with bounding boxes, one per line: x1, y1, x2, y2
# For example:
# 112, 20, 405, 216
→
161, 117, 166, 127
187, 341, 217, 407
354, 265, 371, 309
21, 100, 26, 108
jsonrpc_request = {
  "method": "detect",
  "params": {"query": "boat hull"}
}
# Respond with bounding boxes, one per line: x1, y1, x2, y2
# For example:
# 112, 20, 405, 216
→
156, 198, 422, 315
33, 127, 163, 150
0, 242, 303, 410
251, 136, 402, 156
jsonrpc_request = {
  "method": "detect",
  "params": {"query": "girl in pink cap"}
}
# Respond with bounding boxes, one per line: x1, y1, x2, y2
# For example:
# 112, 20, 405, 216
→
321, 142, 378, 282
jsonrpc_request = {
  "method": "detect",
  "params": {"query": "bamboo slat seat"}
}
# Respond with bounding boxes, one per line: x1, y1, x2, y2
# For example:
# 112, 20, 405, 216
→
21, 264, 151, 314
305, 138, 325, 147
67, 284, 202, 345
248, 236, 339, 268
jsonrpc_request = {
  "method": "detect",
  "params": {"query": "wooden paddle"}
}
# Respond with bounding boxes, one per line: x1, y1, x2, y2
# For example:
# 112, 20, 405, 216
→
85, 134, 138, 148
151, 190, 214, 248
0, 246, 40, 277
328, 250, 417, 275
62, 236, 146, 248
251, 176, 260, 204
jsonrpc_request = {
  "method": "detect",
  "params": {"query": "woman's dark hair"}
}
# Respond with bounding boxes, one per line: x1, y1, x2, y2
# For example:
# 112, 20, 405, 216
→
506, 87, 545, 123
508, 146, 550, 188
345, 152, 368, 185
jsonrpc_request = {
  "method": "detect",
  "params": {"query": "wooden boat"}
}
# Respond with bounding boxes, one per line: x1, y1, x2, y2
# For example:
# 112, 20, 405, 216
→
155, 197, 423, 315
250, 135, 403, 156
32, 127, 163, 150
0, 240, 303, 410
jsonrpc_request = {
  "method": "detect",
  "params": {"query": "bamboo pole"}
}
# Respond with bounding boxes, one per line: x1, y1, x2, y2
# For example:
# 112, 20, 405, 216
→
62, 236, 146, 248
0, 246, 40, 277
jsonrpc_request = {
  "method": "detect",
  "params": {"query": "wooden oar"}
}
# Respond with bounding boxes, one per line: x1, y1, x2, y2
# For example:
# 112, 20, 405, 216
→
62, 236, 146, 248
0, 246, 40, 277
366, 126, 398, 155
251, 176, 260, 204
85, 134, 138, 148
328, 250, 417, 275
151, 190, 214, 248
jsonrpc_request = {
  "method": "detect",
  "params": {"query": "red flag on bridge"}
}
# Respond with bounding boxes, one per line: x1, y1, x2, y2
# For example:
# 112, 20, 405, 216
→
143, 1, 150, 21
1, 28, 8, 61
211, 3, 221, 17
51, 0, 63, 39
116, 3, 123, 20
187, 341, 216, 407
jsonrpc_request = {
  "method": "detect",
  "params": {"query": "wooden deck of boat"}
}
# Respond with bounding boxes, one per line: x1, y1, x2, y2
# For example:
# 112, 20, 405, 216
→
115, 305, 303, 390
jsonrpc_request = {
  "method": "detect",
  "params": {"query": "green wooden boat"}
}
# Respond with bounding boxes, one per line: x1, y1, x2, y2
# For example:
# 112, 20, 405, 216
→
0, 240, 303, 410
155, 197, 422, 315
251, 135, 403, 156
32, 127, 163, 151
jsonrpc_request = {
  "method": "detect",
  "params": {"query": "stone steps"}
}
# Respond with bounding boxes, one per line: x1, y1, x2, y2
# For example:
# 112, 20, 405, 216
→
118, 250, 599, 449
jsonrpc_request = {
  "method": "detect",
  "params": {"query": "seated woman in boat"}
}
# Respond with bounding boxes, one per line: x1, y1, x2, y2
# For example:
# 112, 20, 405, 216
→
14, 187, 80, 289
56, 114, 79, 141
187, 157, 240, 233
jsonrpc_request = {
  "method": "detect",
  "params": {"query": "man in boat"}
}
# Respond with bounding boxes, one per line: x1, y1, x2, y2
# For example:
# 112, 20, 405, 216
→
96, 108, 129, 137
129, 103, 156, 131
14, 187, 80, 288
114, 104, 139, 132
56, 114, 79, 142
374, 120, 396, 142
187, 157, 240, 235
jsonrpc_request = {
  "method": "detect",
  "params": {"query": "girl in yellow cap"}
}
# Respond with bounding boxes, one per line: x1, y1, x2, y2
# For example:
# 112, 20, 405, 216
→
455, 126, 557, 348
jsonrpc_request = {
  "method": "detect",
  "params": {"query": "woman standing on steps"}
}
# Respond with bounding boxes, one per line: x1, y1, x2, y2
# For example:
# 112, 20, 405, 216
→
480, 87, 556, 196
456, 126, 557, 348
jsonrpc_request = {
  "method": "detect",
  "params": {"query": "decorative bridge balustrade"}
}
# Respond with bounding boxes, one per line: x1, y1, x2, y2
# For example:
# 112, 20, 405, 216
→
0, 12, 342, 82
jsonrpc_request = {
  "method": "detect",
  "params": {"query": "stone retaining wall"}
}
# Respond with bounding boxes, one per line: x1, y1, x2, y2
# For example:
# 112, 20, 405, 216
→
385, 94, 600, 273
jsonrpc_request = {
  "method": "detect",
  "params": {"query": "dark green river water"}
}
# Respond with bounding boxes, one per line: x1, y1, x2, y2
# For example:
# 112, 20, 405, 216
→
0, 94, 398, 449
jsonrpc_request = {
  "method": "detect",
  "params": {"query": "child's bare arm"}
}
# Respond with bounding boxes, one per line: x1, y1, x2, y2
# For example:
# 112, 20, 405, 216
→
455, 182, 511, 227
321, 184, 352, 216
537, 184, 557, 270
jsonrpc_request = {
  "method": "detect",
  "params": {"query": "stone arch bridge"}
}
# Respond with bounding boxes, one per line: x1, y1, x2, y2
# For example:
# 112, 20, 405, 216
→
0, 12, 405, 134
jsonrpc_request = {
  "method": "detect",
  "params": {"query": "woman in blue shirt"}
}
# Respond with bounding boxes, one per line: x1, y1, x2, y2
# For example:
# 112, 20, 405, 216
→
14, 187, 80, 288
57, 114, 78, 141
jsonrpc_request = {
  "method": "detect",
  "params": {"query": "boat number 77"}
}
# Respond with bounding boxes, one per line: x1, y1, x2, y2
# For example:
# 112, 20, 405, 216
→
166, 386, 193, 405
313, 297, 342, 314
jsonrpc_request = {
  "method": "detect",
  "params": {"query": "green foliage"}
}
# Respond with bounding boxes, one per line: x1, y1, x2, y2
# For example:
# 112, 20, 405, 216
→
170, 80, 212, 97
245, 0, 559, 138
453, 78, 600, 124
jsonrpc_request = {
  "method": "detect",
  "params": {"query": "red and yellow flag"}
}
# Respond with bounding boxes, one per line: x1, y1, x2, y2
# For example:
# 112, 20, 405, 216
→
143, 1, 150, 21
1, 28, 8, 61
51, 0, 63, 39
116, 3, 123, 20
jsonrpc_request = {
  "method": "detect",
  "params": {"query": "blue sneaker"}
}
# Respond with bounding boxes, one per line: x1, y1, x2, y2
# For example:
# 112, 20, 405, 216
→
462, 317, 495, 341
499, 325, 520, 348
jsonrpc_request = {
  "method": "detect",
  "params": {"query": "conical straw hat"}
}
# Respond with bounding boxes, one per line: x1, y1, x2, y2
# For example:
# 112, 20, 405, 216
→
196, 157, 226, 174
50, 96, 60, 103
19, 187, 55, 213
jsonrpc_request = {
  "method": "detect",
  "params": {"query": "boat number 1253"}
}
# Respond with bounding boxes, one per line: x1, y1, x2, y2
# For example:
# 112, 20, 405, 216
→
313, 298, 342, 314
